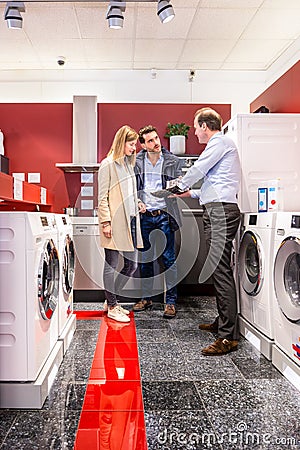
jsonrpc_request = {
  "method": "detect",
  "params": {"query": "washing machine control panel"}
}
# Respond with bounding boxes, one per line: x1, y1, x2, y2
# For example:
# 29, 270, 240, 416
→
291, 215, 300, 228
40, 216, 49, 227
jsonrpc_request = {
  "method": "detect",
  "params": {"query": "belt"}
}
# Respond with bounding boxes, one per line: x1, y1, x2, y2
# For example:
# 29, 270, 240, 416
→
204, 202, 236, 209
144, 209, 167, 217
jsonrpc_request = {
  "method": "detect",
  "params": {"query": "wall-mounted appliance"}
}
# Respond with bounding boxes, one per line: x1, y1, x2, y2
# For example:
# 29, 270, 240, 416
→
56, 95, 99, 173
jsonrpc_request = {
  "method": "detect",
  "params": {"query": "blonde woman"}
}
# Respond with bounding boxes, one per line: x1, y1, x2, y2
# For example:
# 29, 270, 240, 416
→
98, 125, 145, 323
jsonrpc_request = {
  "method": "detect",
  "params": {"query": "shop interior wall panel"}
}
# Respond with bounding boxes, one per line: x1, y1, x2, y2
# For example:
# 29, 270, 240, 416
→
0, 104, 72, 214
98, 103, 231, 161
0, 103, 231, 213
250, 61, 300, 113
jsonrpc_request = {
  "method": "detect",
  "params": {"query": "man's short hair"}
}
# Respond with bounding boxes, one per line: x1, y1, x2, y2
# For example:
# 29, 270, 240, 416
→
138, 125, 157, 144
194, 108, 222, 131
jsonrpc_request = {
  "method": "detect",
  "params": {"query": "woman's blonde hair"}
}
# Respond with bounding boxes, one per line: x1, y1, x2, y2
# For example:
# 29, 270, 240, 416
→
107, 125, 138, 166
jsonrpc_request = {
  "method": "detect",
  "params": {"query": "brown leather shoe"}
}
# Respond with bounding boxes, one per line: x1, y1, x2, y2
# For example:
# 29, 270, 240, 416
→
201, 338, 238, 356
163, 304, 176, 319
199, 322, 218, 332
132, 299, 153, 312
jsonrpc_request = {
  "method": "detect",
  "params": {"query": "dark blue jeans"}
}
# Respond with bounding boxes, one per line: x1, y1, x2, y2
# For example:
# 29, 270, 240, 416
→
103, 217, 138, 307
140, 212, 177, 305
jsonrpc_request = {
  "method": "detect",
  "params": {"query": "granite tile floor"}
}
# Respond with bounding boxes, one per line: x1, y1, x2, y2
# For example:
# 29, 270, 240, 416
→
1, 296, 300, 449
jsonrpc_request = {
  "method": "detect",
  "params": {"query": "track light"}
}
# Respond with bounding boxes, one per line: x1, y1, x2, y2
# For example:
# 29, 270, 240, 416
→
157, 0, 175, 24
106, 1, 126, 30
4, 1, 25, 29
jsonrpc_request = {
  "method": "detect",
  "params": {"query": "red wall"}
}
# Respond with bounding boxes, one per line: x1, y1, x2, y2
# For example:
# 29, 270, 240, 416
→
98, 103, 231, 160
0, 104, 72, 213
0, 103, 231, 213
250, 60, 300, 113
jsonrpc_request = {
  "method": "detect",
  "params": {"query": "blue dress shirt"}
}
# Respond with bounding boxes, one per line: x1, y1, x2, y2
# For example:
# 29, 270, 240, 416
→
180, 132, 241, 205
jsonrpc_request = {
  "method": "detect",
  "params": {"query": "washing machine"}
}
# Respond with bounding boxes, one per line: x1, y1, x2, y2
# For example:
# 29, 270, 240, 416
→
238, 212, 277, 359
0, 212, 60, 381
56, 214, 75, 342
272, 212, 300, 389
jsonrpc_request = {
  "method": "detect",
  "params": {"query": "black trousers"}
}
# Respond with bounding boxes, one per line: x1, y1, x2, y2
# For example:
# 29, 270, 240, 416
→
103, 217, 137, 306
202, 202, 241, 340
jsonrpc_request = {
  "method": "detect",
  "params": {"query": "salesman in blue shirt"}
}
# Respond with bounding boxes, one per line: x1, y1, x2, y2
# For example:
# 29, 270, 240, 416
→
175, 107, 241, 355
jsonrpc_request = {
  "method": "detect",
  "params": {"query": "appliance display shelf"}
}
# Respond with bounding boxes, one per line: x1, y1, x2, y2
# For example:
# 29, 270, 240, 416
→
0, 172, 53, 210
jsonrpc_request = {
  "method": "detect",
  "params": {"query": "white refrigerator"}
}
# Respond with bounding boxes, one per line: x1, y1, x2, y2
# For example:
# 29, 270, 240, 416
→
223, 113, 300, 213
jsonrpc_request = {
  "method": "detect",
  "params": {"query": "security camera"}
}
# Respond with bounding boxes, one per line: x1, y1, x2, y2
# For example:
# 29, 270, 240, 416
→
189, 69, 195, 82
57, 56, 66, 66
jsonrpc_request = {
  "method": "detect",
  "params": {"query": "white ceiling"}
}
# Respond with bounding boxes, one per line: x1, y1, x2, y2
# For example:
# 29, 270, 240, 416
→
0, 0, 300, 72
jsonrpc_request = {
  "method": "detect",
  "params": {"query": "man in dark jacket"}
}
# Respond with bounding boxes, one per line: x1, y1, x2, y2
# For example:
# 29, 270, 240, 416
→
133, 125, 183, 318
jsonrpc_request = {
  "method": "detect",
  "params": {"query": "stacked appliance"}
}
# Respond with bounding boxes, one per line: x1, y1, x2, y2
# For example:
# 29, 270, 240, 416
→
56, 213, 76, 353
223, 113, 300, 213
272, 212, 300, 390
72, 216, 105, 301
238, 212, 277, 359
175, 155, 214, 294
0, 212, 63, 408
223, 114, 300, 387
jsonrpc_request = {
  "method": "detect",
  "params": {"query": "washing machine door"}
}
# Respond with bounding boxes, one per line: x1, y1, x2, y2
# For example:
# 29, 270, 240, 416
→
238, 230, 264, 296
274, 236, 300, 323
62, 234, 75, 295
38, 238, 60, 320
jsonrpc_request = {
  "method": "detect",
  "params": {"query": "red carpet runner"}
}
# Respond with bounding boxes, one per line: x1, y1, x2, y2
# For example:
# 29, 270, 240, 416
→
73, 310, 148, 450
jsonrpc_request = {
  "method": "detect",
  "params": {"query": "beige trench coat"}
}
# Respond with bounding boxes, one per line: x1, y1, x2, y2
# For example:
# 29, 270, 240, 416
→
98, 155, 143, 251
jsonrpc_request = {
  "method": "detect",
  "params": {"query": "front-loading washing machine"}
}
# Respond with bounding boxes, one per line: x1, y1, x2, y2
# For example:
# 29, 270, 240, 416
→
238, 212, 277, 359
272, 212, 300, 390
56, 213, 76, 352
0, 211, 60, 381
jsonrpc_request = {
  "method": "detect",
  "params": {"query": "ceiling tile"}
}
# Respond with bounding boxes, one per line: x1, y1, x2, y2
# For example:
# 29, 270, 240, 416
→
24, 4, 80, 39
134, 39, 185, 62
241, 9, 300, 39
181, 39, 236, 63
83, 39, 133, 62
262, 0, 300, 8
200, 0, 263, 7
188, 8, 258, 40
221, 61, 267, 70
0, 39, 37, 62
226, 39, 292, 65
0, 1, 298, 77
33, 38, 85, 62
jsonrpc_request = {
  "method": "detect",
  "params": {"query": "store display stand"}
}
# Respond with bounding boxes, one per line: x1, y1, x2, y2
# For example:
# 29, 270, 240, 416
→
0, 341, 63, 409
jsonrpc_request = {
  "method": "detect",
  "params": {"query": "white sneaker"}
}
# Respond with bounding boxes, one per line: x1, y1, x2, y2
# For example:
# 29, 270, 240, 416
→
107, 305, 130, 323
103, 300, 130, 315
